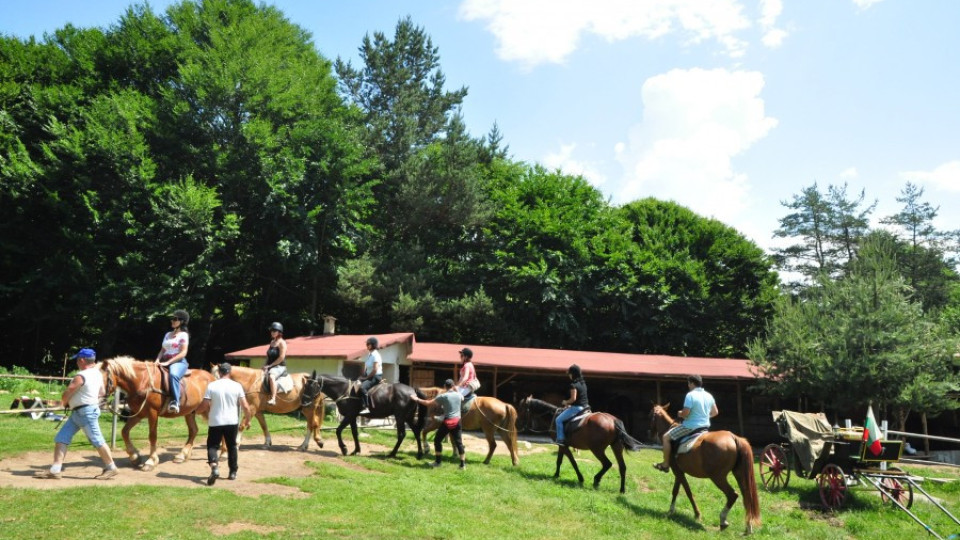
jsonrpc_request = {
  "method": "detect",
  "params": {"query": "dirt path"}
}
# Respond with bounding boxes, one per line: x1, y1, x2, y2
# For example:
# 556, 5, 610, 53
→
0, 431, 545, 497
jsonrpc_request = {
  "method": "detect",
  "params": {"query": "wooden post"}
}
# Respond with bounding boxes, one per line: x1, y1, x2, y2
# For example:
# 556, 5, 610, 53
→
111, 387, 119, 449
736, 381, 744, 435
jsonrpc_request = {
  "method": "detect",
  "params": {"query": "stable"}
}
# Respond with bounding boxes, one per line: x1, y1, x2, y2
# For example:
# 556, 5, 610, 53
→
224, 333, 768, 441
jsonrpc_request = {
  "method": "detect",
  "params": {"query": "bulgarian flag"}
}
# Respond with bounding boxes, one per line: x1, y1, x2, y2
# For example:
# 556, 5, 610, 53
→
863, 405, 883, 456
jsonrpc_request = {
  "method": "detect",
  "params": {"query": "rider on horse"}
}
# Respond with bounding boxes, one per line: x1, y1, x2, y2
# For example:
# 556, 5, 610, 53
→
358, 337, 382, 415
653, 374, 718, 472
555, 364, 590, 446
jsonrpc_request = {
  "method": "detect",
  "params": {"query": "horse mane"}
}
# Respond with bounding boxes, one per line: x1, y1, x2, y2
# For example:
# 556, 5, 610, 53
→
418, 386, 443, 399
103, 355, 142, 380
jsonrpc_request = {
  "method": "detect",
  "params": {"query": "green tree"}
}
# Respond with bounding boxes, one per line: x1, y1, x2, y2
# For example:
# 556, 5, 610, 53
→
749, 235, 957, 416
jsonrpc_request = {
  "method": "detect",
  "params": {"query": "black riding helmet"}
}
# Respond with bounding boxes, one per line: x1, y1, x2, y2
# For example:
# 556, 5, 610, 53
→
366, 336, 379, 348
170, 309, 190, 326
568, 364, 582, 379
269, 322, 284, 333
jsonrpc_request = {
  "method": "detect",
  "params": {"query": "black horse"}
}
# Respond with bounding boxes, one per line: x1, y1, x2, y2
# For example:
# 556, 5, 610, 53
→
518, 396, 644, 494
301, 372, 426, 459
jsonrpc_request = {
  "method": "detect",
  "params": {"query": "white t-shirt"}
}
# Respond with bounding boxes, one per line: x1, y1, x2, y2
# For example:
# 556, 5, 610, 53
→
364, 350, 383, 377
69, 364, 104, 409
161, 331, 189, 360
204, 378, 245, 427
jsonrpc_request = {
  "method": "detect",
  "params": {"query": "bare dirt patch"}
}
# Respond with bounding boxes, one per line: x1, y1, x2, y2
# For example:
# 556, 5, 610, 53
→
0, 431, 541, 496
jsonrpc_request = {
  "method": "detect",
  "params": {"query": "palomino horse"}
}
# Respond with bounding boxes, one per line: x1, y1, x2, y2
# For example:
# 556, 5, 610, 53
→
518, 396, 643, 493
649, 403, 761, 535
301, 372, 426, 459
418, 387, 520, 466
100, 356, 214, 471
212, 365, 327, 451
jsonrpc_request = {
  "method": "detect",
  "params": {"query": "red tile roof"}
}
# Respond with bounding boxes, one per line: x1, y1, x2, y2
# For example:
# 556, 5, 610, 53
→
223, 333, 758, 380
224, 333, 414, 362
410, 342, 757, 381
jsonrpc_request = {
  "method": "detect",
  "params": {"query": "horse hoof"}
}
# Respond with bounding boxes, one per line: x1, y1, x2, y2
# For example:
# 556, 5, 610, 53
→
350, 449, 360, 456
720, 522, 730, 531
172, 456, 185, 464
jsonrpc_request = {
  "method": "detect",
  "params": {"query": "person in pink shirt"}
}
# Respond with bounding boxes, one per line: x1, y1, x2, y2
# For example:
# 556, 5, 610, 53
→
455, 347, 479, 397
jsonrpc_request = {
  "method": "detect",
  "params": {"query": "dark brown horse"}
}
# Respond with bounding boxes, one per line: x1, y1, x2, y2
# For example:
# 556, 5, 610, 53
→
518, 396, 643, 494
100, 356, 214, 471
418, 387, 520, 466
301, 372, 426, 459
649, 403, 761, 535
212, 365, 327, 451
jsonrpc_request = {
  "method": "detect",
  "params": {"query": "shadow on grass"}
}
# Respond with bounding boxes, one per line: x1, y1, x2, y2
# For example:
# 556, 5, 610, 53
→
617, 496, 707, 532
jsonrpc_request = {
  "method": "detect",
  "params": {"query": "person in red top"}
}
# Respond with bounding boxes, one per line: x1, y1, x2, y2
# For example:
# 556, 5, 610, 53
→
455, 347, 479, 397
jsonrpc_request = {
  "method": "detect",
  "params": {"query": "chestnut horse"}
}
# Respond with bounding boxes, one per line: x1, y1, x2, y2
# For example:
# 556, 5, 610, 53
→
518, 396, 643, 494
418, 387, 520, 466
212, 365, 327, 451
100, 356, 214, 471
649, 403, 761, 535
301, 372, 426, 459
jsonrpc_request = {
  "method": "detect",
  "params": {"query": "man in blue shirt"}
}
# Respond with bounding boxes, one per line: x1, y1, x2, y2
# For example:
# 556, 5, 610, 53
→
653, 374, 718, 472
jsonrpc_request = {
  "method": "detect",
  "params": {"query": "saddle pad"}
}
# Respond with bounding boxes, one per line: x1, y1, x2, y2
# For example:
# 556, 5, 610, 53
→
564, 410, 593, 433
460, 394, 476, 415
677, 431, 707, 455
276, 373, 293, 394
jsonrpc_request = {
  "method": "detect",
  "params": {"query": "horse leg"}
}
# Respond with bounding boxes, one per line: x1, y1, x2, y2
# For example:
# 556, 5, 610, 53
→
299, 409, 320, 451
348, 419, 361, 455
174, 412, 199, 463
590, 446, 613, 490
254, 412, 271, 448
481, 422, 497, 465
142, 410, 161, 471
503, 427, 519, 467
409, 412, 423, 460
121, 414, 144, 467
556, 447, 584, 486
711, 474, 739, 531
335, 417, 350, 455
673, 470, 701, 521
387, 414, 407, 458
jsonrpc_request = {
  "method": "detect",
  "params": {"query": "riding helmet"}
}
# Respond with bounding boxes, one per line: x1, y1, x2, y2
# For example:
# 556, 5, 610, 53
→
170, 309, 190, 325
366, 336, 379, 348
269, 322, 284, 333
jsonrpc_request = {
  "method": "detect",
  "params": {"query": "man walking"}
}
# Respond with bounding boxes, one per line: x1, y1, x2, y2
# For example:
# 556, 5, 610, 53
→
35, 348, 119, 480
203, 361, 252, 485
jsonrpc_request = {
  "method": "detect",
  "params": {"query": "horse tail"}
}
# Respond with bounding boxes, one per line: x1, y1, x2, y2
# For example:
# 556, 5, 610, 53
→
733, 435, 761, 532
414, 388, 428, 432
614, 417, 645, 451
504, 402, 519, 453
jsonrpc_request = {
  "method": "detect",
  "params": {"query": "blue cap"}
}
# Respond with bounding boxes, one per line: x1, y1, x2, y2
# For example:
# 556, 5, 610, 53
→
71, 348, 96, 360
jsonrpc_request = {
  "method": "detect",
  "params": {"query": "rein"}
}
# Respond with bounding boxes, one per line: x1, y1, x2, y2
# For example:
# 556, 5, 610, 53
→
469, 398, 514, 434
520, 399, 561, 434
105, 362, 161, 420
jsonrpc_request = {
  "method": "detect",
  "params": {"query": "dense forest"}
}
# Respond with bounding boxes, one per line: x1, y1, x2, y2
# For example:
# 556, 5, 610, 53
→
1, 1, 958, 421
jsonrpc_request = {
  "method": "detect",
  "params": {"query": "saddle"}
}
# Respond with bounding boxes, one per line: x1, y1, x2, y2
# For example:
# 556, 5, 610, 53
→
460, 393, 477, 415
674, 428, 709, 456
260, 370, 293, 394
561, 408, 592, 436
158, 365, 192, 405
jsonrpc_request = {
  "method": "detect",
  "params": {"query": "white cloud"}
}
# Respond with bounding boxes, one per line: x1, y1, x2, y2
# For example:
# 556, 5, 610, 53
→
542, 143, 609, 187
900, 161, 960, 192
839, 167, 858, 179
852, 0, 885, 10
458, 0, 751, 66
613, 68, 778, 226
758, 0, 787, 48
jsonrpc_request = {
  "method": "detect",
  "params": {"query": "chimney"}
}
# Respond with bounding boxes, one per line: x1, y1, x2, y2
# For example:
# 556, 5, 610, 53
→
322, 315, 337, 335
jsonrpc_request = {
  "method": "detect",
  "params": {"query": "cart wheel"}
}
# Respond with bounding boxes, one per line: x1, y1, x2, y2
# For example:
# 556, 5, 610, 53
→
818, 463, 848, 510
879, 467, 914, 509
759, 443, 791, 491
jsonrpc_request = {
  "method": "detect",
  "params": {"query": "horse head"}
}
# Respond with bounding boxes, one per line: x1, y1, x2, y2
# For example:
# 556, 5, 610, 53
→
649, 402, 674, 441
300, 372, 322, 408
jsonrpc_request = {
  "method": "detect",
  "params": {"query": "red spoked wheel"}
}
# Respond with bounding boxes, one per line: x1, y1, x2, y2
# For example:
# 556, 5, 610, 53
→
759, 443, 791, 491
879, 467, 914, 509
818, 463, 848, 510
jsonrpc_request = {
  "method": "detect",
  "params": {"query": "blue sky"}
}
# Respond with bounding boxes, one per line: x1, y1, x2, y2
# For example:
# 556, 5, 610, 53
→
4, 0, 959, 252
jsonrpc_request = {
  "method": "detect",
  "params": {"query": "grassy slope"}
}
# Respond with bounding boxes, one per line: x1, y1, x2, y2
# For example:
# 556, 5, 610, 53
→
1, 397, 958, 540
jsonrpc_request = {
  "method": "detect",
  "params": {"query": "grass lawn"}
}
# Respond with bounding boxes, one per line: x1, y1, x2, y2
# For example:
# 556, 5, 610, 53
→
1, 394, 958, 540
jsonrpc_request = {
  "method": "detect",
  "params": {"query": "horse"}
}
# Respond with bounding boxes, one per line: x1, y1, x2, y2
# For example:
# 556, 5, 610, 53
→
100, 356, 215, 471
418, 387, 520, 466
300, 372, 426, 459
212, 364, 327, 451
649, 403, 761, 535
518, 396, 643, 493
